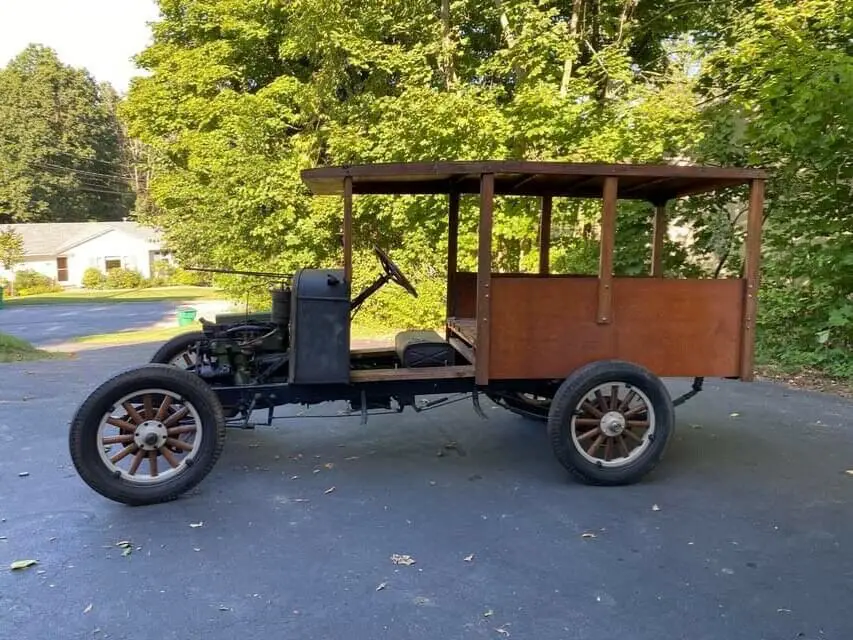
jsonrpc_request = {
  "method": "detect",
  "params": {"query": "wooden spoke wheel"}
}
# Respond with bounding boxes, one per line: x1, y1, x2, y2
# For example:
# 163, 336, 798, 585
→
547, 360, 674, 486
487, 391, 553, 422
97, 388, 203, 484
150, 331, 204, 370
69, 365, 225, 506
570, 383, 654, 467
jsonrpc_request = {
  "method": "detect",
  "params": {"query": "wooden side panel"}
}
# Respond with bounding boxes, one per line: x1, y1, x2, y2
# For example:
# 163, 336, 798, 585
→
453, 272, 478, 318
488, 277, 745, 379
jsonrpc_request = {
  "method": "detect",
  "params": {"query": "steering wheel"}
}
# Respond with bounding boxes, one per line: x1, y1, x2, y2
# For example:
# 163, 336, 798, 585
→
374, 245, 418, 298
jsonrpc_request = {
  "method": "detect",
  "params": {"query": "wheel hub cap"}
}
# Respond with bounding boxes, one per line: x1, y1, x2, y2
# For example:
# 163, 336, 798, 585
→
600, 411, 626, 437
134, 420, 167, 451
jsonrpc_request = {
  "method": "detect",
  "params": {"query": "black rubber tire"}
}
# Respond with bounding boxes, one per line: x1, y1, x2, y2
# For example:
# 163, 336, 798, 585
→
547, 360, 674, 486
68, 364, 226, 506
150, 331, 204, 367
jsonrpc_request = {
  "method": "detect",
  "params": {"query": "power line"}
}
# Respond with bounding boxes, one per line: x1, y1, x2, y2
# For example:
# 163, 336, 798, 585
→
50, 150, 130, 169
76, 185, 135, 197
32, 161, 132, 182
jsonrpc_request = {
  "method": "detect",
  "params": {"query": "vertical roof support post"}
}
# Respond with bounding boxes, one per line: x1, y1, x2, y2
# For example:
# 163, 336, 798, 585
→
343, 175, 353, 287
446, 191, 460, 335
539, 196, 552, 275
597, 177, 617, 324
740, 179, 765, 381
476, 173, 494, 385
651, 202, 666, 277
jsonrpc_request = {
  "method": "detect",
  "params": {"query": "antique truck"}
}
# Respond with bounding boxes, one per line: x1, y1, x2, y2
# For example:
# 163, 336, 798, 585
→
67, 161, 767, 505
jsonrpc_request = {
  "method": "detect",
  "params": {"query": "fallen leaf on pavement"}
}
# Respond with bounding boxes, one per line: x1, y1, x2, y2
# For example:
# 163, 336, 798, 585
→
376, 582, 388, 591
324, 486, 336, 495
189, 522, 203, 528
581, 533, 597, 539
390, 554, 416, 566
18, 472, 29, 477
729, 412, 740, 417
495, 626, 510, 636
464, 554, 474, 562
652, 504, 661, 511
218, 605, 231, 612
845, 470, 853, 476
10, 559, 37, 571
484, 609, 494, 617
83, 604, 93, 614
324, 463, 335, 469
345, 456, 360, 461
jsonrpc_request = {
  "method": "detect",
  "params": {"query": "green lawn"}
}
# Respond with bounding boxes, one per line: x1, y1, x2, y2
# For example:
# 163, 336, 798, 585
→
0, 332, 70, 363
71, 318, 400, 348
72, 322, 204, 347
3, 286, 225, 306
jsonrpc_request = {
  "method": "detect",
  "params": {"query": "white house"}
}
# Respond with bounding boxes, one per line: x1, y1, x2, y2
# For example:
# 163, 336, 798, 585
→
0, 221, 171, 287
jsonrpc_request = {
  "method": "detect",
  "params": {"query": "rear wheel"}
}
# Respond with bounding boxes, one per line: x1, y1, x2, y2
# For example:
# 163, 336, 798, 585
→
547, 360, 674, 485
68, 364, 226, 506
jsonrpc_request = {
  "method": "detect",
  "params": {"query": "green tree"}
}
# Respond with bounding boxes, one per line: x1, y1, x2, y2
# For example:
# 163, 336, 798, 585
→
120, 0, 853, 380
0, 45, 133, 223
692, 0, 853, 377
0, 226, 25, 296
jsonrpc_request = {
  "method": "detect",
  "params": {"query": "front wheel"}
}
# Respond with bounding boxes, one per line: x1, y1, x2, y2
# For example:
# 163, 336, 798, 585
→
547, 360, 674, 486
68, 364, 226, 506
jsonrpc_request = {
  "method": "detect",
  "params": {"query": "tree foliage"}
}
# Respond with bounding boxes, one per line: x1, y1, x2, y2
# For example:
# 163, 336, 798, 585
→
0, 45, 133, 223
0, 227, 24, 272
123, 0, 853, 377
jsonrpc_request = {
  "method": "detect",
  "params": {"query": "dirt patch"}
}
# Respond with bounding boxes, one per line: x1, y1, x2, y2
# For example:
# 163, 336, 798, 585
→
756, 366, 853, 400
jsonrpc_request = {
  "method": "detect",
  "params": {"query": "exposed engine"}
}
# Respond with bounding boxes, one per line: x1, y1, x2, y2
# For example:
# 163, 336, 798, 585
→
194, 285, 292, 386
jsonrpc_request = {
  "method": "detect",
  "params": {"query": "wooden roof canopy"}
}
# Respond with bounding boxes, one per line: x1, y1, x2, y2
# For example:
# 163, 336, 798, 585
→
301, 161, 768, 203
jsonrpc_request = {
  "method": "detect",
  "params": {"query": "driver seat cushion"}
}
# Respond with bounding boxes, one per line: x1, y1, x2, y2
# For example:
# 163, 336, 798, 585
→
395, 330, 456, 368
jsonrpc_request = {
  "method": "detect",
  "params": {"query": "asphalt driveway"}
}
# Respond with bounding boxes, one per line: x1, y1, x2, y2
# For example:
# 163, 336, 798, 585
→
0, 300, 230, 346
1, 346, 852, 640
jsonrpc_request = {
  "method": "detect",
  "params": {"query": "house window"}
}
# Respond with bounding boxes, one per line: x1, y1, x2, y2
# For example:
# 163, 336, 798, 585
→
105, 258, 122, 271
56, 257, 68, 282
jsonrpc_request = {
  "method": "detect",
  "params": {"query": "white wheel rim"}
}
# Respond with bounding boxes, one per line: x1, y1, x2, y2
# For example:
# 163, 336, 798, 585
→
97, 388, 203, 484
569, 382, 656, 468
169, 345, 199, 369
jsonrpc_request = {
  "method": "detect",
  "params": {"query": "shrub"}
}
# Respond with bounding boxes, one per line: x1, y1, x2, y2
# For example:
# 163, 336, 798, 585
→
14, 270, 62, 296
104, 267, 145, 289
82, 267, 107, 289
148, 259, 176, 286
350, 250, 445, 331
169, 266, 212, 286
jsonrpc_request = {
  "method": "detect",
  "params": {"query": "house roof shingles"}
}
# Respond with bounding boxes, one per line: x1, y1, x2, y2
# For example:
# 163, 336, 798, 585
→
2, 222, 161, 257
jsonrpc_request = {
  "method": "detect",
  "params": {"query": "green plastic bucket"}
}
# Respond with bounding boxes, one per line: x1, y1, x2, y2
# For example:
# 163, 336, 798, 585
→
176, 306, 197, 326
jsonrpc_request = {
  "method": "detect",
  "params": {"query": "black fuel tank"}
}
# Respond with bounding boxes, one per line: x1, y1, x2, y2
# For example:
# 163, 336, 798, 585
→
289, 268, 350, 384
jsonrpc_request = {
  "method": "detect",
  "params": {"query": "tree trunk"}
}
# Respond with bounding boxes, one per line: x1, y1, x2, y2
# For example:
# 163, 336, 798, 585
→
560, 0, 585, 97
494, 0, 516, 48
441, 0, 456, 89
